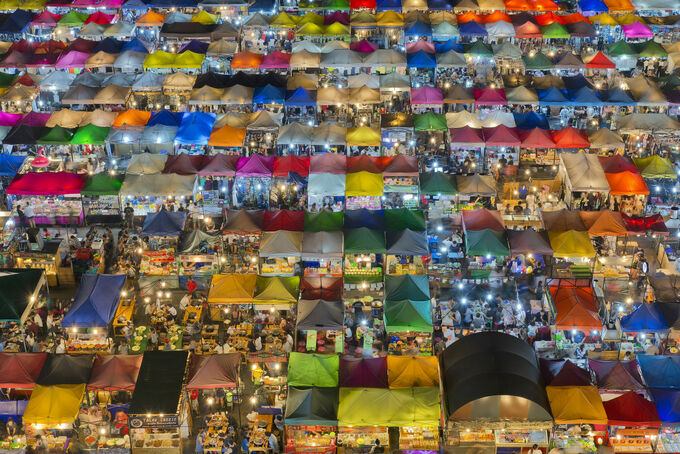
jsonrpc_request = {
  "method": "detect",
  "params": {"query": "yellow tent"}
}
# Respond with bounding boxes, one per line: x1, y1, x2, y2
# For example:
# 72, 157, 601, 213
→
546, 386, 607, 425
174, 51, 205, 69
346, 126, 381, 147
591, 13, 618, 26
208, 274, 257, 304
253, 276, 300, 305
143, 50, 175, 69
270, 11, 299, 28
345, 171, 384, 197
324, 22, 350, 36
298, 12, 324, 26
548, 230, 595, 258
387, 356, 439, 388
296, 23, 325, 36
377, 10, 404, 27
23, 384, 86, 426
191, 10, 218, 24
616, 13, 644, 25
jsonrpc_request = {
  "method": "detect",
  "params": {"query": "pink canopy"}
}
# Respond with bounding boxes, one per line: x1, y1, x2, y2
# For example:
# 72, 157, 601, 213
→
411, 86, 443, 105
350, 40, 378, 53
7, 172, 87, 196
72, 0, 98, 5
20, 112, 51, 127
236, 154, 275, 177
622, 22, 653, 38
406, 40, 435, 54
450, 126, 485, 146
310, 153, 347, 174
55, 50, 89, 69
474, 88, 507, 105
260, 51, 291, 69
30, 11, 62, 27
0, 112, 23, 127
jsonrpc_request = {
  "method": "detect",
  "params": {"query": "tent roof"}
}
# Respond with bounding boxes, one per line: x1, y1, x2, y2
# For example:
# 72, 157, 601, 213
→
254, 275, 300, 305
419, 172, 457, 195
23, 384, 86, 425
343, 209, 385, 230
296, 299, 344, 331
338, 387, 440, 427
579, 210, 627, 236
539, 359, 592, 386
302, 231, 343, 259
560, 153, 610, 193
37, 354, 94, 386
621, 303, 669, 333
288, 353, 339, 387
301, 276, 343, 301
344, 227, 386, 254
263, 210, 305, 232
604, 391, 661, 427
386, 229, 428, 256
179, 230, 220, 254
546, 386, 607, 425
305, 211, 344, 232
7, 172, 86, 196
588, 359, 645, 390
142, 209, 187, 237
285, 386, 339, 426
462, 208, 504, 232
339, 356, 388, 388
507, 229, 553, 256
633, 156, 677, 179
208, 274, 257, 305
638, 355, 680, 388
384, 299, 432, 333
259, 230, 303, 258
130, 351, 188, 415
61, 274, 126, 328
650, 389, 680, 423
466, 229, 509, 257
87, 354, 142, 391
384, 208, 426, 232
222, 209, 264, 233
385, 274, 430, 301
387, 355, 439, 388
187, 353, 240, 389
456, 174, 496, 197
0, 352, 47, 389
550, 285, 600, 331
0, 269, 44, 322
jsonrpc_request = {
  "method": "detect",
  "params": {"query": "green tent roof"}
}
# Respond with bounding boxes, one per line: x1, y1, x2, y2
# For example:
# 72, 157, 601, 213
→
81, 173, 123, 196
338, 388, 440, 427
58, 10, 88, 27
38, 126, 74, 145
635, 40, 668, 59
344, 227, 386, 254
0, 73, 16, 88
288, 353, 339, 387
633, 156, 677, 179
523, 51, 555, 70
0, 269, 44, 322
254, 275, 300, 305
414, 112, 447, 132
419, 172, 457, 195
285, 387, 339, 426
383, 299, 433, 333
384, 274, 430, 301
304, 210, 344, 232
71, 124, 110, 145
657, 74, 680, 89
384, 208, 426, 231
465, 228, 509, 257
540, 22, 570, 39
608, 40, 638, 58
465, 40, 493, 58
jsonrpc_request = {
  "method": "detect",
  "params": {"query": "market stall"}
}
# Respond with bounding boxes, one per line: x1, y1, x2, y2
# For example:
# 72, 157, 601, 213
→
559, 153, 610, 209
419, 171, 458, 220
284, 387, 339, 454
546, 385, 608, 453
604, 391, 661, 454
139, 210, 187, 277
221, 209, 263, 274
177, 230, 220, 277
119, 174, 196, 217
302, 230, 344, 278
343, 227, 385, 285
258, 230, 303, 276
207, 273, 257, 321
80, 173, 123, 225
296, 299, 344, 354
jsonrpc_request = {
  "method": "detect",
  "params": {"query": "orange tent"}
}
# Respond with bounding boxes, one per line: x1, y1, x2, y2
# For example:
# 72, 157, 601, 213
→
605, 171, 649, 196
113, 109, 151, 128
456, 11, 480, 23
579, 210, 628, 237
504, 0, 531, 10
480, 11, 511, 23
208, 125, 246, 148
136, 10, 165, 27
530, 0, 558, 11
550, 286, 601, 332
603, 0, 634, 10
231, 51, 264, 69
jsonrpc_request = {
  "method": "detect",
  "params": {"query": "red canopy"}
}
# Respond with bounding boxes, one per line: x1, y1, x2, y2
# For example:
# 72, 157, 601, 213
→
383, 155, 419, 176
603, 391, 661, 427
621, 213, 669, 236
536, 12, 566, 25
263, 210, 305, 231
520, 127, 556, 148
187, 353, 241, 389
198, 154, 239, 177
16, 73, 36, 87
598, 155, 639, 174
300, 276, 343, 300
350, 0, 376, 7
0, 353, 47, 389
563, 13, 591, 23
7, 172, 86, 196
85, 11, 115, 25
473, 88, 507, 105
462, 208, 505, 232
540, 359, 592, 386
586, 51, 616, 69
552, 127, 590, 149
162, 153, 209, 175
310, 153, 346, 174
605, 171, 649, 196
450, 126, 485, 146
347, 155, 390, 174
87, 354, 143, 391
273, 155, 310, 177
483, 125, 521, 146
514, 21, 542, 37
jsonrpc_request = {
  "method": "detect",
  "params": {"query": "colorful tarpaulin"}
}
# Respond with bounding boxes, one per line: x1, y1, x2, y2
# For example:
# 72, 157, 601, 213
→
338, 388, 440, 427
386, 356, 439, 388
23, 384, 86, 425
546, 386, 607, 424
288, 353, 339, 387
62, 275, 126, 328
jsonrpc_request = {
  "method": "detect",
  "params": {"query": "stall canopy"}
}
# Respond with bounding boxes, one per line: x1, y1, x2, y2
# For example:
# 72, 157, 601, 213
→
560, 153, 610, 194
179, 230, 220, 254
633, 155, 677, 179
208, 274, 257, 304
186, 353, 241, 389
87, 354, 143, 391
62, 274, 126, 328
384, 299, 433, 333
650, 389, 680, 423
130, 351, 189, 416
440, 332, 552, 428
579, 210, 628, 237
285, 387, 339, 426
386, 229, 429, 256
546, 386, 607, 424
301, 276, 344, 301
305, 211, 344, 232
23, 384, 86, 425
258, 230, 303, 258
345, 171, 384, 197
456, 174, 496, 197
0, 269, 45, 322
605, 171, 649, 196
81, 174, 123, 196
296, 299, 344, 331
0, 352, 47, 389
387, 355, 439, 388
507, 230, 553, 256
263, 210, 305, 232
419, 172, 457, 195
588, 359, 645, 390
540, 359, 592, 386
302, 231, 344, 259
384, 274, 430, 301
253, 276, 300, 305
344, 209, 385, 230
288, 353, 339, 387
0, 155, 25, 176
142, 209, 187, 237
548, 230, 596, 258
37, 354, 94, 386
637, 356, 680, 389
550, 285, 601, 331
339, 356, 388, 388
541, 210, 586, 232
344, 227, 386, 254
384, 208, 426, 231
466, 229, 510, 257
604, 391, 661, 427
6, 172, 86, 196
620, 303, 669, 332
222, 209, 264, 233
462, 208, 505, 232
338, 387, 440, 427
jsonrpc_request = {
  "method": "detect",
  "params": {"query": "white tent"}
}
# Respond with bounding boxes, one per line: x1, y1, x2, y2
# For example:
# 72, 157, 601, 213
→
302, 231, 344, 260
308, 173, 345, 196
259, 231, 303, 258
276, 122, 314, 145
120, 174, 196, 197
140, 125, 179, 145
559, 153, 610, 205
480, 110, 516, 128
126, 153, 168, 175
446, 110, 482, 129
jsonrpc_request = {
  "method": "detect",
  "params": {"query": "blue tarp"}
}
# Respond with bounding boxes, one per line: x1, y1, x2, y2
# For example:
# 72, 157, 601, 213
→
638, 356, 680, 389
376, 0, 401, 10
0, 10, 34, 34
434, 40, 463, 53
148, 110, 183, 127
404, 20, 432, 37
344, 209, 385, 230
538, 87, 569, 105
248, 0, 276, 12
579, 0, 608, 12
514, 112, 550, 130
407, 50, 437, 68
142, 209, 187, 236
428, 0, 454, 9
93, 38, 124, 55
285, 87, 317, 106
121, 38, 149, 54
601, 88, 636, 106
650, 389, 680, 422
562, 74, 592, 90
253, 84, 285, 104
459, 20, 488, 37
175, 112, 216, 145
62, 274, 126, 328
0, 155, 26, 176
122, 0, 148, 8
180, 40, 209, 54
620, 303, 669, 333
567, 87, 602, 106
